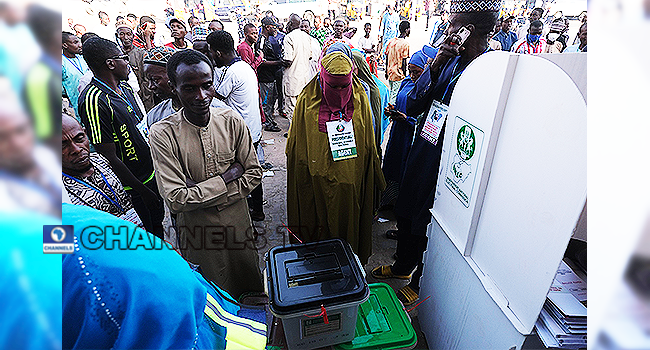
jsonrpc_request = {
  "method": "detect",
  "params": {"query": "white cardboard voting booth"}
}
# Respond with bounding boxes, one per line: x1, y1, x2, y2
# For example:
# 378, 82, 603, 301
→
418, 52, 587, 349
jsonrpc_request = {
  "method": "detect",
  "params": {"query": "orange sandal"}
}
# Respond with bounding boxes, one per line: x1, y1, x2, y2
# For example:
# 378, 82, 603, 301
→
397, 285, 419, 306
371, 265, 412, 280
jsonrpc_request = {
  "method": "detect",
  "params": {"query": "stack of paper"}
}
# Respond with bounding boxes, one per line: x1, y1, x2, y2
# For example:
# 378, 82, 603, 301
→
535, 262, 587, 349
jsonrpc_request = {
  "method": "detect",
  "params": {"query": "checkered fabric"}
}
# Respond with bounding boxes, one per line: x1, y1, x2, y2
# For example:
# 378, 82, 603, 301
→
450, 0, 501, 13
143, 46, 177, 67
192, 25, 209, 41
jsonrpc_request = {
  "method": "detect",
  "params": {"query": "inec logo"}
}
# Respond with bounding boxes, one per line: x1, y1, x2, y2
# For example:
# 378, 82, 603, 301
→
456, 125, 476, 160
43, 225, 74, 254
336, 123, 345, 132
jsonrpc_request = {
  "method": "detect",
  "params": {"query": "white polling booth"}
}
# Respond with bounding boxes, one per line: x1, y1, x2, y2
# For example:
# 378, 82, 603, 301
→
418, 51, 587, 349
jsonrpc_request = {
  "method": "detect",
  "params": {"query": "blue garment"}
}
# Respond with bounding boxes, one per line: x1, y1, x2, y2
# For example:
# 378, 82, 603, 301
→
380, 12, 399, 56
0, 211, 61, 350
396, 56, 467, 230
429, 19, 448, 46
492, 30, 518, 51
326, 42, 353, 59
62, 54, 90, 116
62, 204, 267, 349
258, 32, 285, 83
382, 78, 417, 183
409, 50, 428, 69
373, 75, 390, 142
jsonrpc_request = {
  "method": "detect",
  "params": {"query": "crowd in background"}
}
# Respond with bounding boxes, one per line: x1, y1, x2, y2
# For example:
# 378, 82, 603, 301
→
57, 2, 588, 308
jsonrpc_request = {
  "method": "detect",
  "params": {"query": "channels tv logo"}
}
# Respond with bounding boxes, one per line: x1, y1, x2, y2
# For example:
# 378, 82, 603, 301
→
43, 225, 74, 254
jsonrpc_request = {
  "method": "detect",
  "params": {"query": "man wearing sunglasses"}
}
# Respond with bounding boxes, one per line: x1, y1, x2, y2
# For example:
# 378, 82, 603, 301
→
78, 37, 165, 239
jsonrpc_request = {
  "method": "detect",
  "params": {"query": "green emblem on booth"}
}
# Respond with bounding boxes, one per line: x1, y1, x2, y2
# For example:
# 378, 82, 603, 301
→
456, 125, 475, 160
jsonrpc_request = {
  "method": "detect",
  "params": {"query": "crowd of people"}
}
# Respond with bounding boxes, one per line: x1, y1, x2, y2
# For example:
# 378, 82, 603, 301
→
60, 0, 587, 311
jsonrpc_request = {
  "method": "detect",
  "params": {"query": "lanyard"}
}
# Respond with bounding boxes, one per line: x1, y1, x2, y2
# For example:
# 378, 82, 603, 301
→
63, 170, 125, 213
441, 61, 464, 102
94, 78, 137, 114
63, 54, 83, 73
440, 46, 490, 101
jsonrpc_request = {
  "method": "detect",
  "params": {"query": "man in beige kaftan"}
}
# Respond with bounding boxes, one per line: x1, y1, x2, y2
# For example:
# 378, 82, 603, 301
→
149, 50, 263, 300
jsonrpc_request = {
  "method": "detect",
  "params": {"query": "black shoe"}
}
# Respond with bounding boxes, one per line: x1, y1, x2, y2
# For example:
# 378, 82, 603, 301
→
264, 124, 281, 132
250, 210, 265, 222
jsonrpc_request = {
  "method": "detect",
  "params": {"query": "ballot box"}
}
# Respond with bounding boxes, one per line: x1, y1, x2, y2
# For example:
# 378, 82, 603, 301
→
417, 52, 587, 350
265, 238, 369, 350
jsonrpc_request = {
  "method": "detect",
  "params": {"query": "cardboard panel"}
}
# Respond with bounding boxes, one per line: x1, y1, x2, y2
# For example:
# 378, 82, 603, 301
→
431, 51, 511, 252
469, 54, 587, 332
420, 221, 526, 350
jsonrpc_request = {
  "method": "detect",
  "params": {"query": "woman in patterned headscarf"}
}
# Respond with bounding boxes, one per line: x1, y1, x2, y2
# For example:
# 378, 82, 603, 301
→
286, 51, 385, 264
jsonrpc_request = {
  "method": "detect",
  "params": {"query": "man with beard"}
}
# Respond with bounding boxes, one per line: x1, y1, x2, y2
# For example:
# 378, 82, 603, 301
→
116, 22, 155, 111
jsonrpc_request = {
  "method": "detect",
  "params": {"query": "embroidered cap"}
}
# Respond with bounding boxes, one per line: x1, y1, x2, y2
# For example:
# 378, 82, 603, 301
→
143, 46, 177, 67
450, 0, 502, 13
191, 25, 209, 41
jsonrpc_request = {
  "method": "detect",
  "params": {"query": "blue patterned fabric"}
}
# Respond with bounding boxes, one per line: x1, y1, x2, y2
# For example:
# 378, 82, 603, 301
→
62, 204, 266, 349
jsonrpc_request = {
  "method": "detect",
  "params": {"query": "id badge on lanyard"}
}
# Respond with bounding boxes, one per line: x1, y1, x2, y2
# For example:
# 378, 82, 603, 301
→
420, 100, 448, 146
326, 119, 358, 161
136, 117, 150, 144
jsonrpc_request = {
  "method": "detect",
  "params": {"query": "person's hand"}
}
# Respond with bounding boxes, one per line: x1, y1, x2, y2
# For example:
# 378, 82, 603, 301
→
430, 29, 466, 75
143, 24, 155, 40
141, 186, 162, 207
186, 177, 198, 187
221, 162, 244, 184
390, 110, 407, 121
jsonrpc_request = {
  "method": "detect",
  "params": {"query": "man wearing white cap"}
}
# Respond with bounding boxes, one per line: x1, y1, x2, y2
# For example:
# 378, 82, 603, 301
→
371, 0, 500, 307
165, 17, 191, 50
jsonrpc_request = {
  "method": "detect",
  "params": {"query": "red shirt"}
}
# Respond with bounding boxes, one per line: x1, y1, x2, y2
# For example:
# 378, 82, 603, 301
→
164, 40, 190, 50
133, 34, 155, 49
237, 41, 262, 71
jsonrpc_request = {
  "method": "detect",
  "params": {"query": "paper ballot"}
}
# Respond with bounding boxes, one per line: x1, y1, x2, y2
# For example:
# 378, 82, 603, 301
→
547, 293, 587, 318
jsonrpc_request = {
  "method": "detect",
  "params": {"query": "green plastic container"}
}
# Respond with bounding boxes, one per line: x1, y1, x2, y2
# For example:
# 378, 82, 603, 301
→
335, 283, 417, 350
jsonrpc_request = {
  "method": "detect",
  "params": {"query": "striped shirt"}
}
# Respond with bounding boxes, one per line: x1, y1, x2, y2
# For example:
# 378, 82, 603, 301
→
511, 38, 548, 54
78, 78, 155, 189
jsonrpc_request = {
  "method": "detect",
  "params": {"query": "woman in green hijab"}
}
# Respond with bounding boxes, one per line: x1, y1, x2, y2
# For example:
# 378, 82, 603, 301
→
286, 51, 385, 264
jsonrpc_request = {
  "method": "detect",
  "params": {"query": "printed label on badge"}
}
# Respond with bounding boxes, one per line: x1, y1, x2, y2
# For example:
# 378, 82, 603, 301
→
420, 100, 448, 146
136, 117, 149, 144
326, 119, 357, 161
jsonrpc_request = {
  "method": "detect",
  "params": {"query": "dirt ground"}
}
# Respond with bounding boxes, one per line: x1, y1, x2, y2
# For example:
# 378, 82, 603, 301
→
252, 110, 430, 349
